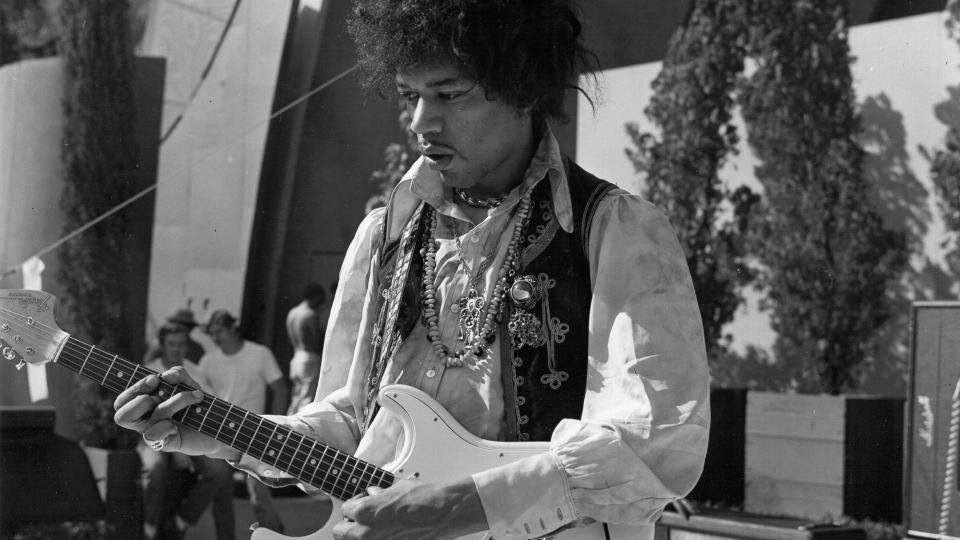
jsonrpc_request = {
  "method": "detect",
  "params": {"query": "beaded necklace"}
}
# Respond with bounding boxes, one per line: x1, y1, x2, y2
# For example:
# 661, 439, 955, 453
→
420, 195, 533, 367
453, 187, 506, 209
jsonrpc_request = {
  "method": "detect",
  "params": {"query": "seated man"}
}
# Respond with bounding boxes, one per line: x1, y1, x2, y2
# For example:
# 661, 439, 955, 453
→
115, 2, 711, 538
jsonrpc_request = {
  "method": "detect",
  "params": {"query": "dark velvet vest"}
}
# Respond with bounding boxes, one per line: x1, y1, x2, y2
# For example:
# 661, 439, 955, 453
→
370, 158, 616, 441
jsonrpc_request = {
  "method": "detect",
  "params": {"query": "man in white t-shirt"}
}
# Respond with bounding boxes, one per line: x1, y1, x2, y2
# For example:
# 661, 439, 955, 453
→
200, 309, 289, 534
141, 323, 235, 540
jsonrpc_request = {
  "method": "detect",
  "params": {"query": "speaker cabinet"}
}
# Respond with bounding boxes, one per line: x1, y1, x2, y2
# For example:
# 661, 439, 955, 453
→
906, 302, 960, 539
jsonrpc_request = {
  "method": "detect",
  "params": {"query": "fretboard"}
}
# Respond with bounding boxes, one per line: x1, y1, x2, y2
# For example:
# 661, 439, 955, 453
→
56, 335, 394, 500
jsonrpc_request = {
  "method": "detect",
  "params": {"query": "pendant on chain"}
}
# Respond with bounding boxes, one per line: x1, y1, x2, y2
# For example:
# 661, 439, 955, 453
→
457, 288, 485, 342
507, 275, 544, 349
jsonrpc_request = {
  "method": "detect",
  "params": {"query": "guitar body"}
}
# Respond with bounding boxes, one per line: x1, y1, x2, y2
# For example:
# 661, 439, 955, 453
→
251, 385, 649, 540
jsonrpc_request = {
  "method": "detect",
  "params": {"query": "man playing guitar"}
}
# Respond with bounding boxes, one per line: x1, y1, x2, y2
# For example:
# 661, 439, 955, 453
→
113, 2, 711, 538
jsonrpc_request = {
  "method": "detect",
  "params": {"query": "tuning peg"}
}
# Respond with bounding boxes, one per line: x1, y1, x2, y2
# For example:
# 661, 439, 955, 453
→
15, 360, 25, 370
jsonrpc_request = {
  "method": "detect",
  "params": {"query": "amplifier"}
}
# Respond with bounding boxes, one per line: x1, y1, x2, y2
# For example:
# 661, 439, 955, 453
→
905, 302, 960, 539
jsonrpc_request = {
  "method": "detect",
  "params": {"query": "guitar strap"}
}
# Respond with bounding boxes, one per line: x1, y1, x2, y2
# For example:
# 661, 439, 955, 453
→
361, 201, 426, 433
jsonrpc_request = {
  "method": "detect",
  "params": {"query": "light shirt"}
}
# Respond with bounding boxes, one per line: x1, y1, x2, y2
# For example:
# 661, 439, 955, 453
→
237, 128, 710, 540
200, 341, 283, 414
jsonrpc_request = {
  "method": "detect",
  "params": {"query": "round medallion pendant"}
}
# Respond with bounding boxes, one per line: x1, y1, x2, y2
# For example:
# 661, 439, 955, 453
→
509, 275, 542, 310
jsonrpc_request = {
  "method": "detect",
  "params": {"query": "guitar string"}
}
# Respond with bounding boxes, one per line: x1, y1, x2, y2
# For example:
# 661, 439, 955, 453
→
55, 335, 389, 498
62, 338, 383, 498
0, 305, 394, 497
0, 307, 392, 497
12, 310, 392, 493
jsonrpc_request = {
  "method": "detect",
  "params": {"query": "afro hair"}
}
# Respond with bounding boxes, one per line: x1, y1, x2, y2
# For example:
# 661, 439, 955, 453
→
347, 0, 596, 122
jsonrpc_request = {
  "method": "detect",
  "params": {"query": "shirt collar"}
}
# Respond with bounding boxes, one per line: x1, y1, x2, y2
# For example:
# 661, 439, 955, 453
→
399, 125, 574, 233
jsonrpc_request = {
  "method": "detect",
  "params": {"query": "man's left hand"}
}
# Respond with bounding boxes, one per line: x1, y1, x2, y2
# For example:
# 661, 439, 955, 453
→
333, 477, 488, 540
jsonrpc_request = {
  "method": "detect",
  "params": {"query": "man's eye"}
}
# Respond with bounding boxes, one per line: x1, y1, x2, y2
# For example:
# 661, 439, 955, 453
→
399, 92, 419, 105
438, 92, 463, 101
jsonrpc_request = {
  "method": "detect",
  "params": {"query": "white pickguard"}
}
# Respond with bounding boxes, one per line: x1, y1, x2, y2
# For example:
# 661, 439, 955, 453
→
250, 385, 649, 540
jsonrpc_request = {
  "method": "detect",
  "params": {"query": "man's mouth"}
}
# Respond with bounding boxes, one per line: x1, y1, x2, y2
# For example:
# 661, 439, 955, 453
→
421, 145, 455, 171
424, 153, 454, 170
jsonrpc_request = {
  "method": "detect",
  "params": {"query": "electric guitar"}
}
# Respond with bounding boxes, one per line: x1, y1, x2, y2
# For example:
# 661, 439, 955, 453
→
0, 289, 648, 540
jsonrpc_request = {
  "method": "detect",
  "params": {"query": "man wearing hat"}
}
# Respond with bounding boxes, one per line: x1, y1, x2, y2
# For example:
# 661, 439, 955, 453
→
142, 308, 206, 365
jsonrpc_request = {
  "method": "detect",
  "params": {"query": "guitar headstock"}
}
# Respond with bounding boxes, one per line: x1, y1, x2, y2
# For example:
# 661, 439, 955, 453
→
0, 290, 68, 370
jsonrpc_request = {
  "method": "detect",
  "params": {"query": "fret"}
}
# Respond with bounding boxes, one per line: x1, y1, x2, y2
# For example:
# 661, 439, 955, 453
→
203, 399, 228, 439
230, 409, 250, 448
196, 397, 215, 434
101, 354, 118, 385
289, 433, 306, 477
377, 468, 395, 488
274, 427, 292, 467
263, 423, 282, 465
344, 455, 362, 497
371, 468, 386, 488
308, 440, 326, 487
247, 416, 265, 458
78, 344, 95, 377
325, 447, 343, 489
356, 462, 376, 491
108, 358, 135, 393
328, 451, 351, 498
214, 403, 233, 441
126, 364, 142, 390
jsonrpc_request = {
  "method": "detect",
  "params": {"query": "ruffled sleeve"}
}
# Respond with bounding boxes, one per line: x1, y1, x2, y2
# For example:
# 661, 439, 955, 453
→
473, 189, 710, 539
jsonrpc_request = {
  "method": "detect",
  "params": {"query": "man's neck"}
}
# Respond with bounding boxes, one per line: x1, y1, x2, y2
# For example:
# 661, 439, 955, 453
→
219, 339, 243, 355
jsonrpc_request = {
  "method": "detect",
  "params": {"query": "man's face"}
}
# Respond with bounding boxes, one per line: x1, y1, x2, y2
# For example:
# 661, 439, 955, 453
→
396, 64, 533, 193
206, 322, 235, 350
160, 332, 188, 364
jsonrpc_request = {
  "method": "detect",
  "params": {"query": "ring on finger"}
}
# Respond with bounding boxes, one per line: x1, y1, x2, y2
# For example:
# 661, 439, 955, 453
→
144, 434, 165, 451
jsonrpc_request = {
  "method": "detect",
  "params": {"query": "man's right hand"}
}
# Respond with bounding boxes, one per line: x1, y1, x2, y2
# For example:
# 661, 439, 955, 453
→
113, 367, 230, 457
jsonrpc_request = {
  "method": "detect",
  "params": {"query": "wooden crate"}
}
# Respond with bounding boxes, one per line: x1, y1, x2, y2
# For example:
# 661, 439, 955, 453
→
745, 391, 902, 521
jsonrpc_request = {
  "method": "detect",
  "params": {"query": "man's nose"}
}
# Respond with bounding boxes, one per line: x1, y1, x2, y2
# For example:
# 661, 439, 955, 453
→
409, 98, 442, 136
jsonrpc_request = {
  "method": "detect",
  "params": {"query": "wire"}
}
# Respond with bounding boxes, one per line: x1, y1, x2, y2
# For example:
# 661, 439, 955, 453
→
0, 62, 360, 282
939, 376, 960, 537
160, 0, 244, 144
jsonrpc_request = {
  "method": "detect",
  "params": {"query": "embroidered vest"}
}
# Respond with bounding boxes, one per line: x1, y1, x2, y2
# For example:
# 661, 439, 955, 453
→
370, 158, 615, 441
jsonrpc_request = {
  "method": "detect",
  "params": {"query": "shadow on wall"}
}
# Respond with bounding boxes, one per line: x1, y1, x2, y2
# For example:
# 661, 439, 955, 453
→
713, 91, 955, 396
857, 92, 929, 396
859, 87, 960, 395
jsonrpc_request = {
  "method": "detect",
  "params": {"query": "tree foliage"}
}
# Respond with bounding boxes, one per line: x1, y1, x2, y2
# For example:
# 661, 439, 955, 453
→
738, 0, 908, 394
58, 0, 139, 448
0, 0, 59, 67
626, 0, 759, 361
365, 110, 416, 214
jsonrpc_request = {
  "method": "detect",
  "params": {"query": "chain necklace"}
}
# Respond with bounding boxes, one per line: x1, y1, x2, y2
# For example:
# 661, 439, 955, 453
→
454, 187, 506, 209
451, 231, 492, 344
421, 195, 533, 367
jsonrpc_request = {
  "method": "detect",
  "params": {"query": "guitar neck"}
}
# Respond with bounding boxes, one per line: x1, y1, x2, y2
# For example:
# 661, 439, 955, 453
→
56, 335, 393, 500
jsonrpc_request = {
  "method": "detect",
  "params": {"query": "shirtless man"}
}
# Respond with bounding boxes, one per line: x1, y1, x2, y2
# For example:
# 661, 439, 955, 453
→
285, 283, 328, 414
